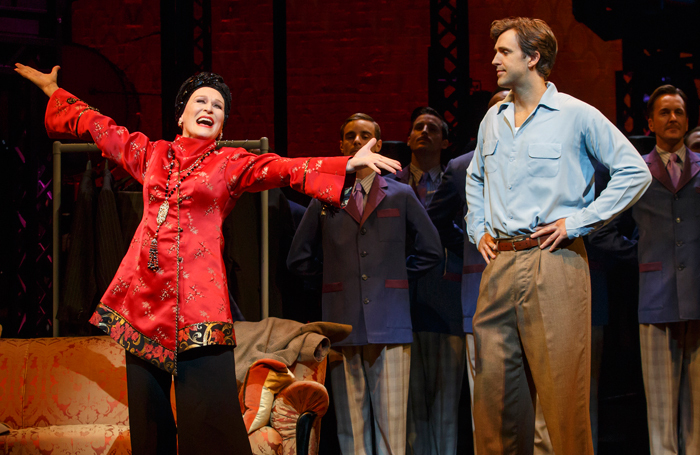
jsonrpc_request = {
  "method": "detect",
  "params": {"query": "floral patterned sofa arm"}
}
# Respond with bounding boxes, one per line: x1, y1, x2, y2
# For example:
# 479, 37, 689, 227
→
270, 380, 329, 455
241, 358, 330, 455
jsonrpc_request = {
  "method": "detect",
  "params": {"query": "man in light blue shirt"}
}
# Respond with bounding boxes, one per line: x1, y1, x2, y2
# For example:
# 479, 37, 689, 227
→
465, 17, 651, 455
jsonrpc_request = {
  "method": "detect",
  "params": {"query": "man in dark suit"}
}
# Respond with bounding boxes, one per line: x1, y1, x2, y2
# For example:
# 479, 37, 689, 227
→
287, 113, 443, 455
425, 149, 485, 451
632, 85, 700, 455
389, 107, 466, 455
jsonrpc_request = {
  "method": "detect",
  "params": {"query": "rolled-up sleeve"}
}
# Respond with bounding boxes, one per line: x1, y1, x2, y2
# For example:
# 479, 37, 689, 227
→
564, 105, 652, 238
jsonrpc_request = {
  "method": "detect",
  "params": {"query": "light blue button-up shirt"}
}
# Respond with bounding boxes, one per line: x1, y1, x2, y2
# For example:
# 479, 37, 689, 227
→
466, 83, 652, 247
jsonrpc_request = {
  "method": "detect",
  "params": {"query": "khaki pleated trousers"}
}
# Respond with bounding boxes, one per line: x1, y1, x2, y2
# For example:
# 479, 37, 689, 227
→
472, 238, 594, 455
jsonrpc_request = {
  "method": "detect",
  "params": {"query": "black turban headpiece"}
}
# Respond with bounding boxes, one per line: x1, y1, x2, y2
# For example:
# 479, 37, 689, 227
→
174, 72, 232, 127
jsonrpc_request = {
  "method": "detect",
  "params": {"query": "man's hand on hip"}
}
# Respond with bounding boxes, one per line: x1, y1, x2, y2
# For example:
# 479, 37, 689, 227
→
531, 218, 568, 252
478, 233, 498, 264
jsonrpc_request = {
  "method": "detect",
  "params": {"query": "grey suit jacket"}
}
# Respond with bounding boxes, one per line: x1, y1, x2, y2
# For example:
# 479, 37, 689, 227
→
633, 147, 700, 323
287, 175, 443, 346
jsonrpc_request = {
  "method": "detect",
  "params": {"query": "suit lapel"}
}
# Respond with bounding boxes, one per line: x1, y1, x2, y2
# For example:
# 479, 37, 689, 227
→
676, 147, 700, 192
646, 148, 677, 194
395, 167, 410, 184
360, 175, 387, 227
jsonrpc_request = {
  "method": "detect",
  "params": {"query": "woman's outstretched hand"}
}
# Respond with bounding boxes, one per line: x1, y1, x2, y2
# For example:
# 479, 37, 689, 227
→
346, 138, 401, 174
15, 63, 60, 97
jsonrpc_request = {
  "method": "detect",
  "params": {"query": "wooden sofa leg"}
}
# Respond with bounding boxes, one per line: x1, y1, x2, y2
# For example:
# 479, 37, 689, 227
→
295, 411, 318, 455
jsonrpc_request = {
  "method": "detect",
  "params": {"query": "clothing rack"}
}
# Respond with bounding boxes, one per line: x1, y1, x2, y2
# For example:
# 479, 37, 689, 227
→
51, 138, 271, 337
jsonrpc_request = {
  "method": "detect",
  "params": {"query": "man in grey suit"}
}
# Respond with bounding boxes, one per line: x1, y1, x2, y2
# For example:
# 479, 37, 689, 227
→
632, 84, 700, 455
287, 113, 443, 455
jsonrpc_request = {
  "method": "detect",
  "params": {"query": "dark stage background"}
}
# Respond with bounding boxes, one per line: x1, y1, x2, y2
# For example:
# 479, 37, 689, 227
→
2, 0, 700, 454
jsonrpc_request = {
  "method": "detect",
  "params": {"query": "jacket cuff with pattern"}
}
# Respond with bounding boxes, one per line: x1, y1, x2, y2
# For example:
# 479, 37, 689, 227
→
45, 88, 101, 142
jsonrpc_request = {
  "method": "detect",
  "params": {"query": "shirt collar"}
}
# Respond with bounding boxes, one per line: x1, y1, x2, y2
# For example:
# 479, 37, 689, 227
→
408, 162, 442, 185
538, 82, 560, 111
656, 144, 687, 166
497, 82, 560, 115
355, 172, 376, 195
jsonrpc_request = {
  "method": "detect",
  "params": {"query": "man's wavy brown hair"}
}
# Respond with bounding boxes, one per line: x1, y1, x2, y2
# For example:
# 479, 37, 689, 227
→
490, 17, 558, 79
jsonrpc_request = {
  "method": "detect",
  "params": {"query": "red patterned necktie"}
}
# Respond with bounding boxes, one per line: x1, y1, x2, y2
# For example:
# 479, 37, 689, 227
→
354, 181, 364, 216
668, 152, 681, 188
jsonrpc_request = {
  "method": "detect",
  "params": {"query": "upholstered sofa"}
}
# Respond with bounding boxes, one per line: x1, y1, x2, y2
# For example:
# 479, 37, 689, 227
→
0, 336, 130, 455
0, 335, 331, 455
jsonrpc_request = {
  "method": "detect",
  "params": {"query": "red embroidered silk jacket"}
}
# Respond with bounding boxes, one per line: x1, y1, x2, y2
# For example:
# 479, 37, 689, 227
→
46, 89, 350, 374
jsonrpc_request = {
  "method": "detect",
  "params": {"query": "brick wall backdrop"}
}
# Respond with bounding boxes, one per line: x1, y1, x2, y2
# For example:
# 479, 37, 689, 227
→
68, 0, 621, 156
71, 0, 275, 145
71, 0, 162, 139
210, 0, 275, 146
286, 0, 430, 157
469, 0, 622, 121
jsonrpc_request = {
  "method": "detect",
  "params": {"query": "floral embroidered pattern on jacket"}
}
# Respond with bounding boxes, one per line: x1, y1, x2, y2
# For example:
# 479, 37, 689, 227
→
45, 88, 351, 375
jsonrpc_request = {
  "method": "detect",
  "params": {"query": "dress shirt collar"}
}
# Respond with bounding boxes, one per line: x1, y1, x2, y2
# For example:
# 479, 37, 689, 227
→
656, 144, 687, 167
355, 172, 376, 195
408, 162, 442, 186
498, 82, 561, 115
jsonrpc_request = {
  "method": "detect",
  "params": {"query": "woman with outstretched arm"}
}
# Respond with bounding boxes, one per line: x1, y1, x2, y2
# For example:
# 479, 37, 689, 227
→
15, 63, 400, 455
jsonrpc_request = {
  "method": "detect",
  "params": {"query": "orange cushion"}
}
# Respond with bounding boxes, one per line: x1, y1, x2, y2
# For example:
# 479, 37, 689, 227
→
239, 359, 294, 434
248, 426, 283, 455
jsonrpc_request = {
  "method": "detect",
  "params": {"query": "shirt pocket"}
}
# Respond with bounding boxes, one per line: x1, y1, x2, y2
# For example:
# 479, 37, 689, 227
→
639, 262, 662, 273
378, 208, 402, 242
527, 143, 561, 177
483, 140, 499, 173
322, 282, 343, 293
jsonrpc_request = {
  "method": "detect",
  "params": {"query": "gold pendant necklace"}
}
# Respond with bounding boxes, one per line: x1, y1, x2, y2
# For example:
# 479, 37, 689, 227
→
157, 200, 169, 226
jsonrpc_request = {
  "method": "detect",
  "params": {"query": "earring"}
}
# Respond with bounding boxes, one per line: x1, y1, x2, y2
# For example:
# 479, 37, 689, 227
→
218, 131, 223, 141
178, 119, 183, 128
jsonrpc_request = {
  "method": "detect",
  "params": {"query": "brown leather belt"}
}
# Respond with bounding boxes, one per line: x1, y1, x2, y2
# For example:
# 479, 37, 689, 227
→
496, 233, 574, 252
